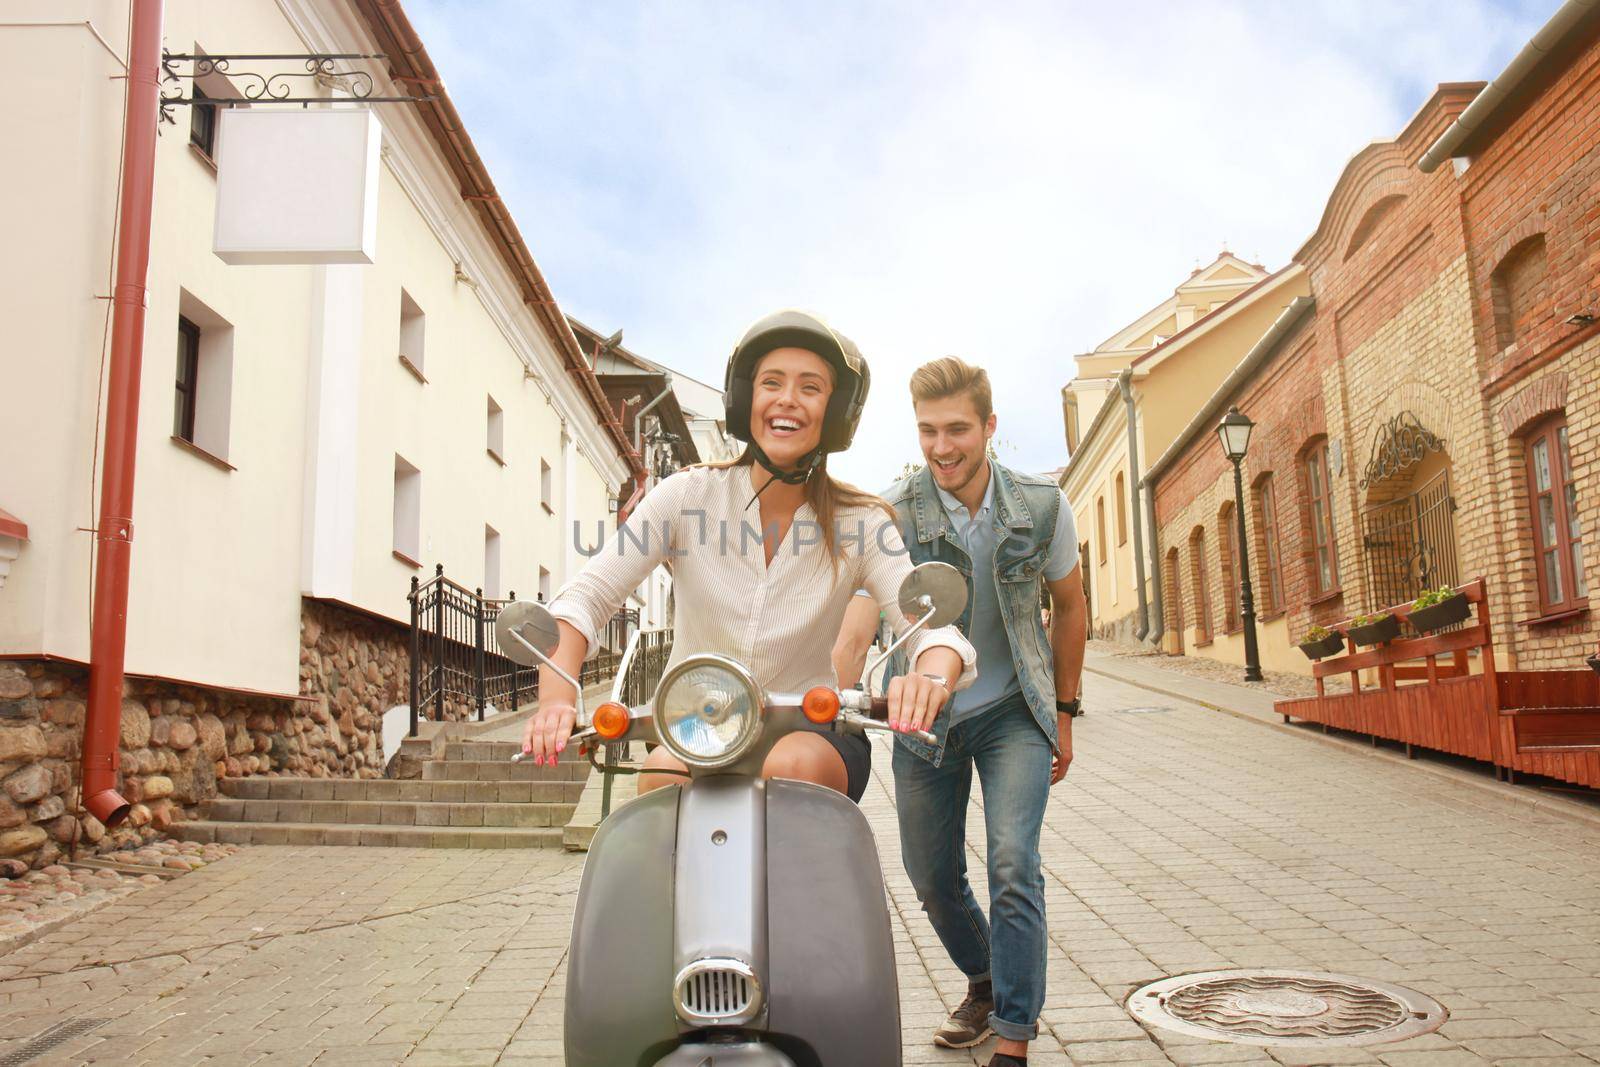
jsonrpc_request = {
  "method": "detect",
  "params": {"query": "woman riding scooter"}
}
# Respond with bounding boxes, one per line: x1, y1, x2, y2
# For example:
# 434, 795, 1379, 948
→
522, 309, 976, 799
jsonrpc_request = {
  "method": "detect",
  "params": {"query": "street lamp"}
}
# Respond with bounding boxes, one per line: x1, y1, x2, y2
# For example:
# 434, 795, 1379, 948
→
1217, 406, 1264, 682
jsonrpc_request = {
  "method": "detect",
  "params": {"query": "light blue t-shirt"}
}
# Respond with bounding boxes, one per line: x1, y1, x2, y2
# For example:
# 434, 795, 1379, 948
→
931, 465, 1079, 726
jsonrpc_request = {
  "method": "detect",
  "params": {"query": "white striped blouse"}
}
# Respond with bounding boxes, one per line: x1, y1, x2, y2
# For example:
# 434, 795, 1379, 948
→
549, 465, 977, 696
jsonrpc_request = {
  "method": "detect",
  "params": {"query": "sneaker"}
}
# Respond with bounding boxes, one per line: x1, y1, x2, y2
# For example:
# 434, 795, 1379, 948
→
933, 980, 995, 1049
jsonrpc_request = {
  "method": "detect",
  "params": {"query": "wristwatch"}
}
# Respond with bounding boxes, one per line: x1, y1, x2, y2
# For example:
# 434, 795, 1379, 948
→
1055, 698, 1083, 718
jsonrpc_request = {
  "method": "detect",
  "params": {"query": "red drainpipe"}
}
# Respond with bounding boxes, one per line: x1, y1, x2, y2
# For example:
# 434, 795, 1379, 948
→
83, 0, 165, 828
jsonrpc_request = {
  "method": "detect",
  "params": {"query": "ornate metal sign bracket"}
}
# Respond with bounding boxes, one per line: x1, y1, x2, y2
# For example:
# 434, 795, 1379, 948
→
1359, 411, 1444, 490
159, 50, 434, 124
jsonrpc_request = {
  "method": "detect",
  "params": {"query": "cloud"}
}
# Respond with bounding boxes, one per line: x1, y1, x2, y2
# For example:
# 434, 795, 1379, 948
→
405, 0, 1542, 489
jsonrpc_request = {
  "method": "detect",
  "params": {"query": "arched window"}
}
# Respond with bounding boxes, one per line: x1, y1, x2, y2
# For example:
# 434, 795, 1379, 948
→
1189, 526, 1211, 644
1301, 439, 1339, 595
1491, 235, 1549, 351
1218, 501, 1239, 632
1114, 472, 1128, 545
1523, 414, 1587, 614
1253, 473, 1285, 614
1164, 547, 1184, 650
1096, 497, 1107, 564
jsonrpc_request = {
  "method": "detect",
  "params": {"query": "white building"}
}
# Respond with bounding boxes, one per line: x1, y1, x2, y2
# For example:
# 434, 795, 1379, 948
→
574, 319, 739, 630
0, 1, 642, 756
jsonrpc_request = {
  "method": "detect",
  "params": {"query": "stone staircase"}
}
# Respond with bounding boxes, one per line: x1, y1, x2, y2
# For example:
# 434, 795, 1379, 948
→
172, 739, 589, 848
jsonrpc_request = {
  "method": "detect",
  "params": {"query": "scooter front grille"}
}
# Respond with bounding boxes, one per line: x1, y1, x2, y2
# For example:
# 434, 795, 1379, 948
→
675, 960, 761, 1025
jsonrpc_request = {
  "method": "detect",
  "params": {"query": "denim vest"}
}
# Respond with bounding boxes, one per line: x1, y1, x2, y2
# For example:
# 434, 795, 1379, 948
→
885, 463, 1061, 766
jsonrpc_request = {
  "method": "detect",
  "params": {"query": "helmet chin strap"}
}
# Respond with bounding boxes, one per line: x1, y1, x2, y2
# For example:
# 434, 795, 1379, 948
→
745, 443, 824, 509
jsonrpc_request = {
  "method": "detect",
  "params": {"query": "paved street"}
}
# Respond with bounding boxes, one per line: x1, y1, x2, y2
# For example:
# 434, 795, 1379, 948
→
2, 656, 1600, 1065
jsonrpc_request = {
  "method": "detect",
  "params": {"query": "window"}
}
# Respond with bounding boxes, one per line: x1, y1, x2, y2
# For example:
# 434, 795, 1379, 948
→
1304, 442, 1339, 595
1096, 497, 1107, 563
1189, 527, 1211, 644
538, 566, 552, 603
1164, 547, 1184, 649
174, 316, 200, 442
540, 459, 553, 513
1491, 235, 1548, 352
1254, 475, 1285, 614
172, 293, 235, 464
393, 456, 421, 564
484, 525, 501, 600
399, 289, 426, 380
1219, 502, 1239, 632
1524, 416, 1587, 614
1114, 472, 1127, 545
487, 395, 505, 464
189, 85, 218, 158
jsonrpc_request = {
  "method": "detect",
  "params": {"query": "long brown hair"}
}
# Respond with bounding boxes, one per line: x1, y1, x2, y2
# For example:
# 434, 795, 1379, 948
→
704, 449, 895, 568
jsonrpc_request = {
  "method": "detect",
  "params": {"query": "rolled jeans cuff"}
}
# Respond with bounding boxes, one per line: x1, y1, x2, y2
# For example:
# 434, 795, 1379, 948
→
988, 1012, 1039, 1042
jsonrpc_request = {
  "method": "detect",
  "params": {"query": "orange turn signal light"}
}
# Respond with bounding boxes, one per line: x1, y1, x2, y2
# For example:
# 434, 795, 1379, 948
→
802, 686, 840, 724
592, 702, 631, 740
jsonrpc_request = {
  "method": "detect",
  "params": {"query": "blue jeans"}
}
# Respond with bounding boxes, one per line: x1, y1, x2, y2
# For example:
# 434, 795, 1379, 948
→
893, 693, 1051, 1042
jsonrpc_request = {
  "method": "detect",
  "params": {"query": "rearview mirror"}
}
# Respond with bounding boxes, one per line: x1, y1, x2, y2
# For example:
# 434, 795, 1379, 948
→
495, 601, 561, 667
898, 562, 968, 629
859, 562, 969, 692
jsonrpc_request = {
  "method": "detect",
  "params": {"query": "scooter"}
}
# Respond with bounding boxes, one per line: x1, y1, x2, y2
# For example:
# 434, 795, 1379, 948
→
494, 562, 967, 1067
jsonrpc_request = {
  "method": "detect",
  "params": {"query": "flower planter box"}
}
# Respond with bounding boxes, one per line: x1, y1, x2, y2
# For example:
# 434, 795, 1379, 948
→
1298, 633, 1346, 660
1348, 614, 1401, 646
1408, 593, 1470, 634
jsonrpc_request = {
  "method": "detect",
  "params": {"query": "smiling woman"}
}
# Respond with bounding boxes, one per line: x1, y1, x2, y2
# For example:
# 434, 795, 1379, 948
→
521, 310, 978, 804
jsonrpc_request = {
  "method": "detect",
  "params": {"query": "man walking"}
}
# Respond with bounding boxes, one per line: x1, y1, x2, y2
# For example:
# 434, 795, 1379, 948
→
839, 356, 1086, 1067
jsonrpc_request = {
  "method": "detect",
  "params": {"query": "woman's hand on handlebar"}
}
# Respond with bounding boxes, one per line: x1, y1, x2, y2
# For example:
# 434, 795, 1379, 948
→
522, 703, 577, 766
885, 673, 950, 736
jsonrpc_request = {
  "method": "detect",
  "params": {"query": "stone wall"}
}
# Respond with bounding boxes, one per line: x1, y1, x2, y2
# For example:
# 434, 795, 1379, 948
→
0, 597, 425, 868
0, 659, 293, 865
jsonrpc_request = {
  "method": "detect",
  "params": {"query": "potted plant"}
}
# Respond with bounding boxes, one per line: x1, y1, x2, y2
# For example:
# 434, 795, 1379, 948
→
1408, 585, 1470, 634
1298, 625, 1346, 661
1348, 611, 1401, 646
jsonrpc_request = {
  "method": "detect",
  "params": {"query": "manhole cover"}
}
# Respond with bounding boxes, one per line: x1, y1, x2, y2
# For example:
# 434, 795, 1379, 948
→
1127, 971, 1446, 1047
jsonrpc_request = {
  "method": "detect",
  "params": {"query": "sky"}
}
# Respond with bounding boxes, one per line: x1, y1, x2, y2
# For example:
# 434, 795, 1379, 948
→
405, 0, 1549, 491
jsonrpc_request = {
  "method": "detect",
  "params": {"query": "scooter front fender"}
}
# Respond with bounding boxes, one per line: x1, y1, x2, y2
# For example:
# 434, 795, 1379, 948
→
566, 783, 681, 1067
650, 1042, 798, 1066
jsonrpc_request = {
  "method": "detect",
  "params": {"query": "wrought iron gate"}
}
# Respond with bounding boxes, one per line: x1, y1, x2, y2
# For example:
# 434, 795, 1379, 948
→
1361, 470, 1459, 610
407, 566, 634, 736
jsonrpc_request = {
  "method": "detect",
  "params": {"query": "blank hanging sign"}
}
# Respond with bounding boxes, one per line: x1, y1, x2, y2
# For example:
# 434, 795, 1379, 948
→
212, 108, 381, 265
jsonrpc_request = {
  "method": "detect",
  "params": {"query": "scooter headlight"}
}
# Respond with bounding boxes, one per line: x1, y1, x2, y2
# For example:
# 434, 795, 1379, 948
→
652, 655, 764, 769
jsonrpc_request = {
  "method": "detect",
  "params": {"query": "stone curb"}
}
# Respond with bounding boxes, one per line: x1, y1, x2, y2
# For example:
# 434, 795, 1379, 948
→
1083, 659, 1600, 834
0, 878, 146, 960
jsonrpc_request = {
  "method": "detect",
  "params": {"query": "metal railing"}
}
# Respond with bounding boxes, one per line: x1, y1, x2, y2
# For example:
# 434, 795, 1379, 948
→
407, 565, 636, 737
1362, 469, 1459, 612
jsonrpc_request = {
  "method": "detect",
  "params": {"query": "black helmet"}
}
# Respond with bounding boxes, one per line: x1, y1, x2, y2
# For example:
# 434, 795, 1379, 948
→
723, 309, 870, 455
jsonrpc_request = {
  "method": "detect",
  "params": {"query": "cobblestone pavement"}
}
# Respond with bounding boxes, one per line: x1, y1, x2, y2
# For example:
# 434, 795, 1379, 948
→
2, 656, 1599, 1065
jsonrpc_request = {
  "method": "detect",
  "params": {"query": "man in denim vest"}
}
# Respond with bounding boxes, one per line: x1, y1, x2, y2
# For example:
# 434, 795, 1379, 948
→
838, 357, 1086, 1067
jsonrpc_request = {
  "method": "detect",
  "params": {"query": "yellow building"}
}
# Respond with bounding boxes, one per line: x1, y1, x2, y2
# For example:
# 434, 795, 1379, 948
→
1060, 254, 1309, 643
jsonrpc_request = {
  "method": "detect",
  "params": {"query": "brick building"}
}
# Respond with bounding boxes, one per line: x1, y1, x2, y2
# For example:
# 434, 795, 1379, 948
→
1143, 5, 1599, 678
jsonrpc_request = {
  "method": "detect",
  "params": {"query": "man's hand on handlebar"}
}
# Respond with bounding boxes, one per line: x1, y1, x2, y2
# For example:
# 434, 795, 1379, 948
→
522, 703, 577, 766
885, 673, 950, 736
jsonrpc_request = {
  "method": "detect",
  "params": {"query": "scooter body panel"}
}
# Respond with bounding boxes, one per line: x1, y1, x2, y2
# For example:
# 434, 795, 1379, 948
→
567, 776, 901, 1067
764, 778, 902, 1067
649, 1041, 798, 1066
674, 775, 768, 1012
565, 783, 681, 1067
